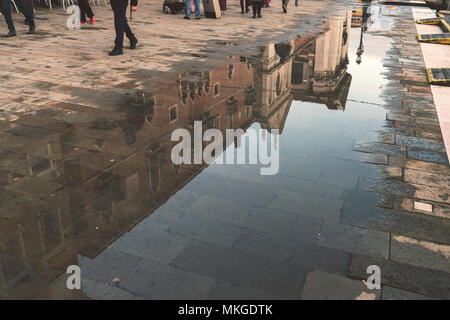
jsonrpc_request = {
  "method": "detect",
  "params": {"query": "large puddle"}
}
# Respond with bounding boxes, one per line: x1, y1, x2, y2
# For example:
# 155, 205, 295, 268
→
0, 3, 431, 299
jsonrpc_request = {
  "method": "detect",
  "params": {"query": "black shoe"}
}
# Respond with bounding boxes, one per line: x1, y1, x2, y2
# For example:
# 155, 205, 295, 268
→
282, 6, 287, 13
196, 16, 201, 19
130, 38, 138, 49
257, 14, 262, 18
246, 7, 250, 12
109, 47, 123, 56
253, 14, 256, 18
241, 10, 244, 14
3, 30, 17, 37
184, 16, 191, 19
28, 22, 36, 34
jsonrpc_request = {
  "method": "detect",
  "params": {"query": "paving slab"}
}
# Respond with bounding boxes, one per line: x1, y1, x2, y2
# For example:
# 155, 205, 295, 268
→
317, 222, 390, 258
301, 270, 380, 300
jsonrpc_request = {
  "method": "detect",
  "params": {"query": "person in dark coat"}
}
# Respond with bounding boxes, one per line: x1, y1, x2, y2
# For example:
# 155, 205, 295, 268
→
252, 0, 263, 18
109, 0, 138, 56
282, 0, 289, 13
0, 0, 35, 37
219, 0, 226, 11
240, 0, 249, 14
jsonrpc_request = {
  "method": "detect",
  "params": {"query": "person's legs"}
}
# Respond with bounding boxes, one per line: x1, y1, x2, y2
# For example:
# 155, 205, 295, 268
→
79, 0, 88, 23
194, 0, 200, 18
110, 0, 124, 49
185, 0, 191, 18
257, 1, 262, 16
282, 0, 288, 12
0, 0, 15, 33
15, 0, 34, 24
240, 0, 244, 13
82, 0, 95, 19
121, 0, 136, 42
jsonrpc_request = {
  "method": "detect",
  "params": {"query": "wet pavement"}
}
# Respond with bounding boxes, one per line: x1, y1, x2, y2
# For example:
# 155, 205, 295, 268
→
0, 1, 449, 300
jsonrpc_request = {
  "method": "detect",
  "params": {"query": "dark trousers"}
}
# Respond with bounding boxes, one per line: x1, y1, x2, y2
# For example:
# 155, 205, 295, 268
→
79, 0, 94, 23
252, 0, 262, 16
219, 0, 226, 10
0, 0, 34, 32
240, 0, 248, 12
282, 0, 289, 6
131, 0, 137, 6
110, 0, 135, 49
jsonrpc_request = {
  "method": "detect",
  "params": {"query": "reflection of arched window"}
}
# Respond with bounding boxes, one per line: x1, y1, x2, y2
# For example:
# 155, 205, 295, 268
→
226, 97, 237, 129
203, 71, 211, 93
228, 64, 234, 80
189, 82, 196, 101
180, 81, 188, 105
276, 73, 281, 96
245, 85, 255, 106
197, 81, 203, 96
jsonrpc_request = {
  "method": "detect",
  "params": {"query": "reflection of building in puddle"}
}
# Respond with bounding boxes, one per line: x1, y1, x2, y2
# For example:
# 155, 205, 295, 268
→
291, 10, 352, 110
0, 12, 354, 299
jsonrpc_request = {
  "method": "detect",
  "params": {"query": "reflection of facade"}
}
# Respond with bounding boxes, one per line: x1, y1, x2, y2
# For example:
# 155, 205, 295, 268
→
254, 43, 293, 134
291, 10, 352, 110
0, 13, 353, 299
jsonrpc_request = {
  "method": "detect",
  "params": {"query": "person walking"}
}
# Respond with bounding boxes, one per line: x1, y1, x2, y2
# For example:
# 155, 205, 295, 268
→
109, 0, 138, 56
240, 0, 249, 14
282, 0, 289, 13
79, 0, 95, 25
184, 0, 200, 19
0, 0, 35, 37
252, 0, 263, 18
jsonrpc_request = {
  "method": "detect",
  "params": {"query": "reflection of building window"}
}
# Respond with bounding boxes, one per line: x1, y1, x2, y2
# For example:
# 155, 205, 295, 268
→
204, 71, 211, 93
292, 63, 303, 84
214, 82, 220, 97
246, 105, 251, 118
245, 85, 255, 105
197, 81, 203, 96
189, 82, 196, 101
226, 97, 237, 129
228, 64, 234, 80
276, 73, 282, 96
180, 81, 188, 105
169, 105, 178, 123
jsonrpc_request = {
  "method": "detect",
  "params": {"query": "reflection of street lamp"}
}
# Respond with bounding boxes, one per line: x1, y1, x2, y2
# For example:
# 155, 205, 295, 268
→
356, 27, 364, 65
356, 2, 369, 64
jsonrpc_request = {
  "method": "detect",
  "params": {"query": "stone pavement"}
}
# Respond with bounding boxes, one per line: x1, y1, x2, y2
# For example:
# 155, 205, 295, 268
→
0, 1, 449, 300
